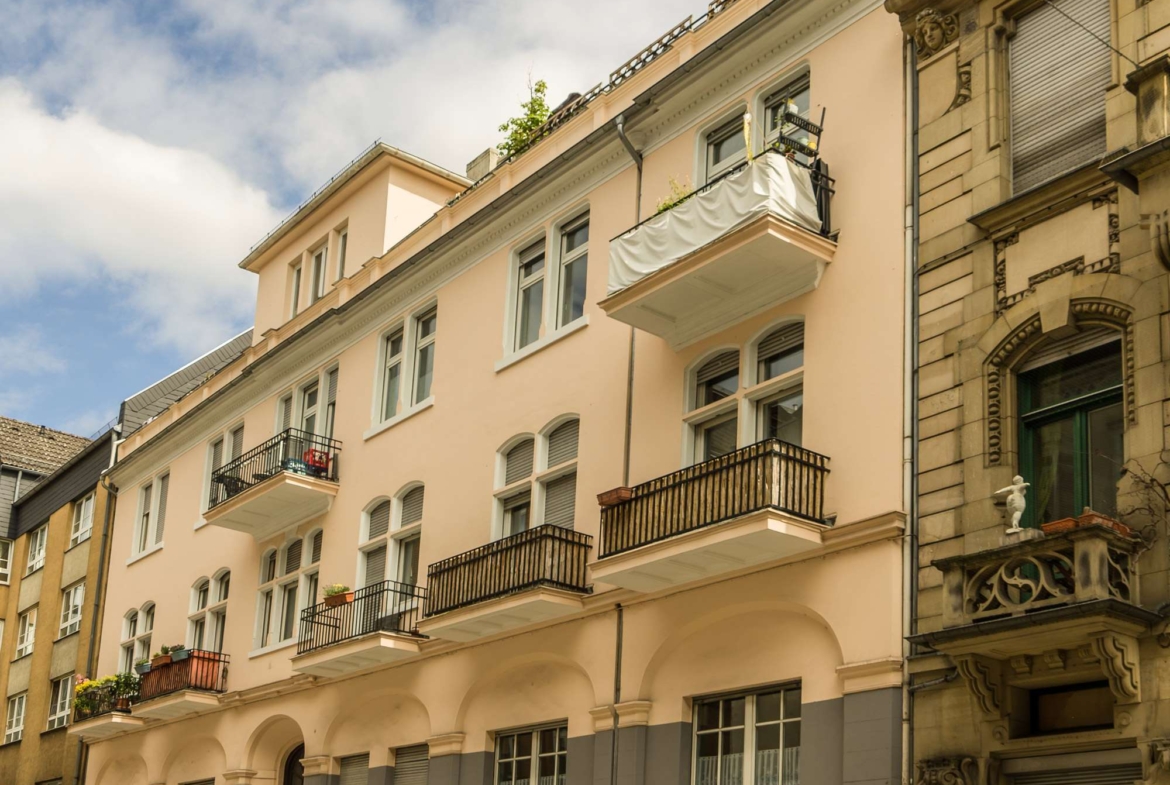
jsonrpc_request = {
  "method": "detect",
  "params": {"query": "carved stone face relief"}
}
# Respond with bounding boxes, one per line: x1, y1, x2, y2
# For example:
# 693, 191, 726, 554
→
915, 8, 959, 58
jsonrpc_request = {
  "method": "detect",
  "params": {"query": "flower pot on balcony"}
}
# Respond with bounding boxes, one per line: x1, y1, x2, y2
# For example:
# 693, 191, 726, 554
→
151, 654, 172, 668
134, 662, 151, 675
1041, 509, 1132, 537
115, 697, 131, 711
597, 487, 633, 508
324, 592, 354, 608
170, 648, 190, 662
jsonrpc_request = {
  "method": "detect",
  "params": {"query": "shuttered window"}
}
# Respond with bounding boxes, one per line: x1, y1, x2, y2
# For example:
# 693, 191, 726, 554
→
505, 439, 535, 485
325, 368, 339, 439
1011, 765, 1143, 785
547, 420, 579, 466
339, 754, 370, 785
284, 541, 302, 574
368, 502, 391, 539
364, 545, 387, 587
757, 323, 805, 381
394, 745, 430, 784
230, 426, 244, 460
401, 487, 425, 526
311, 531, 322, 564
154, 474, 169, 544
211, 438, 224, 471
280, 395, 293, 431
544, 473, 577, 529
1009, 0, 1111, 193
695, 351, 740, 408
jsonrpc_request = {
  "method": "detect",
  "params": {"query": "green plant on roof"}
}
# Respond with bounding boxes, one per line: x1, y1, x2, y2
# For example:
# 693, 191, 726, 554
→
497, 78, 551, 159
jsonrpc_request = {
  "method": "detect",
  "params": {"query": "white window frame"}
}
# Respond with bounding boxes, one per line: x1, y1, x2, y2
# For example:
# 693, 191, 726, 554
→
26, 525, 47, 574
380, 329, 405, 422
254, 532, 320, 652
204, 422, 245, 514
683, 349, 742, 466
336, 226, 349, 281
759, 72, 812, 149
133, 472, 169, 556
5, 693, 25, 744
47, 674, 73, 730
118, 603, 154, 673
0, 540, 11, 584
691, 686, 802, 785
59, 583, 84, 638
371, 302, 439, 431
70, 492, 95, 548
555, 213, 589, 330
188, 570, 230, 652
309, 244, 328, 304
492, 417, 580, 540
494, 723, 568, 785
280, 365, 340, 440
359, 488, 424, 591
743, 320, 806, 447
15, 608, 35, 658
704, 113, 748, 180
513, 237, 547, 352
412, 307, 438, 405
289, 259, 303, 319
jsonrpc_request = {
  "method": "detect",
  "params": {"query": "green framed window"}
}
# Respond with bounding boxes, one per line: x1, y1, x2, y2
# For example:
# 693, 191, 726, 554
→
1018, 340, 1123, 527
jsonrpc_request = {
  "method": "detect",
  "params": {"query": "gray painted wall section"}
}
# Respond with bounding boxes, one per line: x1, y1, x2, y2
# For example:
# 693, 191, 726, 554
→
567, 733, 595, 785
368, 764, 391, 785
802, 697, 845, 785
0, 469, 16, 536
843, 688, 901, 785
304, 775, 339, 785
645, 722, 690, 785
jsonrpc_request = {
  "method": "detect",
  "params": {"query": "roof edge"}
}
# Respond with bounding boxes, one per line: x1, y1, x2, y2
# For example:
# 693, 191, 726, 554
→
11, 429, 114, 509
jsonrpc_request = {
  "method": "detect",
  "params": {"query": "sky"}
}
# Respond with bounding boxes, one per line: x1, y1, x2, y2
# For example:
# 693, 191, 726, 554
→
0, 0, 700, 436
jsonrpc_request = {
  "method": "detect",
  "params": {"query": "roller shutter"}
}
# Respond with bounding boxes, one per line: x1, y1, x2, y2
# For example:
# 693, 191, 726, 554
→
547, 420, 580, 466
1011, 764, 1143, 785
505, 440, 535, 485
544, 472, 577, 529
339, 754, 369, 785
401, 487, 425, 526
395, 745, 429, 784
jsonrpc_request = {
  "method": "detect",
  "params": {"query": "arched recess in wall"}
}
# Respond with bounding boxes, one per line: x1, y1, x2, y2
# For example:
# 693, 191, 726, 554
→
454, 652, 600, 737
323, 690, 431, 756
161, 734, 226, 785
244, 714, 306, 772
94, 753, 148, 785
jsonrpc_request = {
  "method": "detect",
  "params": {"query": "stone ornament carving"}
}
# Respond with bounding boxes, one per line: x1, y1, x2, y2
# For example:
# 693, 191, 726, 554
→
1148, 210, 1170, 271
914, 8, 959, 58
964, 548, 1075, 619
1092, 634, 1141, 701
950, 63, 973, 110
1144, 739, 1170, 784
955, 655, 1002, 717
916, 757, 979, 785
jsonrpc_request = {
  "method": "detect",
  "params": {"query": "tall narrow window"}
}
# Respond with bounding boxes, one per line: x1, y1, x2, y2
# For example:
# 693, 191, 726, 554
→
397, 486, 424, 586
543, 420, 579, 529
257, 536, 316, 649
26, 525, 47, 574
694, 687, 801, 785
279, 394, 294, 433
706, 116, 747, 178
47, 675, 73, 730
290, 262, 303, 318
324, 368, 339, 440
501, 439, 535, 537
382, 331, 404, 420
337, 229, 349, 280
310, 245, 327, 303
59, 583, 84, 637
362, 502, 391, 587
15, 609, 35, 658
1009, 0, 1110, 192
691, 352, 740, 462
301, 382, 319, 435
496, 725, 567, 784
756, 324, 805, 446
5, 694, 25, 743
414, 309, 437, 403
1019, 336, 1123, 526
0, 540, 11, 584
135, 474, 168, 554
516, 240, 546, 350
558, 215, 589, 327
70, 492, 95, 547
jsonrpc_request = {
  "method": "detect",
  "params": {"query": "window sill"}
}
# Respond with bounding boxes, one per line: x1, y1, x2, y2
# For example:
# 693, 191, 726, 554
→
24, 566, 43, 578
65, 536, 92, 553
1, 737, 21, 747
41, 725, 67, 736
55, 630, 80, 644
363, 397, 435, 441
495, 317, 589, 373
11, 652, 32, 664
126, 543, 164, 566
248, 638, 298, 660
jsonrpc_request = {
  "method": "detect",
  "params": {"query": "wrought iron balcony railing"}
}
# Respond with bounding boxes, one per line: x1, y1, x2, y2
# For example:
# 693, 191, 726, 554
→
137, 650, 229, 703
208, 428, 341, 509
73, 682, 137, 723
599, 439, 830, 559
298, 580, 426, 656
424, 525, 592, 618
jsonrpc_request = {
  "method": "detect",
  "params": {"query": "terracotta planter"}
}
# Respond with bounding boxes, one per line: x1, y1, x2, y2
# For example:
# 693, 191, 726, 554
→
151, 654, 172, 668
324, 592, 354, 608
1041, 509, 1132, 537
115, 697, 131, 711
597, 487, 633, 508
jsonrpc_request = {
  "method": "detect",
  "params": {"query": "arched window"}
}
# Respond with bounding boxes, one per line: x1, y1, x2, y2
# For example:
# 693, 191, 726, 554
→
360, 489, 423, 589
689, 351, 740, 462
495, 418, 581, 538
499, 438, 536, 537
188, 570, 230, 652
1017, 330, 1123, 526
752, 322, 805, 445
119, 603, 154, 673
255, 532, 321, 650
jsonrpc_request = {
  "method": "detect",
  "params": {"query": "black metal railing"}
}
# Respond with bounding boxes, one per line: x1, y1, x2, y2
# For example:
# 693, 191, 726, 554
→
613, 146, 835, 241
424, 525, 592, 618
73, 682, 138, 723
599, 439, 830, 558
208, 428, 341, 509
297, 580, 427, 656
137, 650, 229, 703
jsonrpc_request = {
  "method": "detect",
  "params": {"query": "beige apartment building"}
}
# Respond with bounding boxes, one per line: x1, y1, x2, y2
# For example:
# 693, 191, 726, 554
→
70, 1, 910, 783
886, 0, 1170, 778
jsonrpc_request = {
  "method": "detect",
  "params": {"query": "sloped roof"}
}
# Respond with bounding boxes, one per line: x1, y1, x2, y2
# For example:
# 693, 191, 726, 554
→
0, 416, 90, 476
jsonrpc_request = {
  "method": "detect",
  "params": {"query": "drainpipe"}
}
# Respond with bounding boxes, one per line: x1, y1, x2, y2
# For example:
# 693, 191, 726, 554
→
901, 38, 922, 785
610, 604, 625, 785
76, 430, 122, 785
616, 114, 642, 487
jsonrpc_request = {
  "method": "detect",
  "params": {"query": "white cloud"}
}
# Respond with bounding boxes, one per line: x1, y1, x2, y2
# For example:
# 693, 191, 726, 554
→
0, 80, 280, 355
0, 327, 66, 375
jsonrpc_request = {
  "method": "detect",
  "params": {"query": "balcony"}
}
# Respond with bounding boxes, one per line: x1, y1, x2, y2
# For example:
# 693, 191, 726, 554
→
600, 149, 835, 348
591, 439, 830, 593
69, 683, 145, 740
417, 525, 592, 642
292, 580, 427, 677
132, 650, 229, 720
205, 428, 341, 540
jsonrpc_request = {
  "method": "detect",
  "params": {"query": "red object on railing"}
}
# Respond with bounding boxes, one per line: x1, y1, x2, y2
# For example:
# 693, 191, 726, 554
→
303, 449, 330, 471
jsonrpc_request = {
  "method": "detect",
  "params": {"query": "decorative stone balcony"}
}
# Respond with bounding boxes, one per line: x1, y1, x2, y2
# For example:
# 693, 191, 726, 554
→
600, 150, 835, 348
590, 439, 831, 592
132, 650, 229, 720
292, 580, 426, 677
69, 683, 145, 740
204, 428, 341, 540
417, 525, 592, 642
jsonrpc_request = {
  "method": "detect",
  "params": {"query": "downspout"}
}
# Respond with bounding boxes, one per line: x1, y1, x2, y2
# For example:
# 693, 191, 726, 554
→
611, 604, 624, 785
902, 38, 921, 785
616, 114, 642, 487
76, 430, 122, 785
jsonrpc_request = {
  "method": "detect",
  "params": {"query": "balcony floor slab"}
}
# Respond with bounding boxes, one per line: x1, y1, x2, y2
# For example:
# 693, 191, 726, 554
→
68, 712, 145, 740
418, 587, 587, 642
292, 632, 423, 677
204, 472, 337, 540
132, 690, 220, 721
591, 508, 826, 593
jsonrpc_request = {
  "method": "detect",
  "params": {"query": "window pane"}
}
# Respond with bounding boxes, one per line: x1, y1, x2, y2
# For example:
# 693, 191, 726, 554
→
762, 391, 803, 445
1021, 342, 1121, 413
698, 370, 738, 407
516, 730, 532, 758
500, 734, 515, 758
1030, 415, 1077, 523
721, 729, 745, 785
756, 692, 781, 723
755, 724, 781, 785
696, 733, 720, 785
498, 761, 514, 783
515, 758, 532, 782
698, 701, 721, 731
560, 257, 587, 326
540, 728, 558, 753
519, 280, 544, 348
723, 697, 746, 727
383, 363, 401, 420
760, 346, 804, 382
782, 721, 801, 785
783, 688, 801, 719
398, 537, 420, 586
419, 312, 437, 339
521, 255, 545, 278
702, 417, 738, 461
1088, 402, 1123, 516
414, 343, 434, 401
710, 126, 746, 169
563, 221, 589, 254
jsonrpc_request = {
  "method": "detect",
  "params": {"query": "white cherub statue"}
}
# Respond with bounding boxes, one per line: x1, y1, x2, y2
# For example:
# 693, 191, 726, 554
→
994, 475, 1030, 533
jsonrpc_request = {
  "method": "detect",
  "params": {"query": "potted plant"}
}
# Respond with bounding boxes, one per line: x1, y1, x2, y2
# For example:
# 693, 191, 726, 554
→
170, 644, 190, 662
151, 646, 172, 668
134, 658, 151, 675
323, 583, 354, 607
114, 671, 140, 710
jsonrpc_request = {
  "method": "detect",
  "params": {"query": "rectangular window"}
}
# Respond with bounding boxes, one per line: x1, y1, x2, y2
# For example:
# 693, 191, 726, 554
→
301, 382, 319, 435
5, 693, 25, 743
290, 262, 303, 318
26, 526, 46, 574
503, 493, 532, 537
760, 389, 803, 446
279, 582, 298, 641
310, 246, 327, 303
47, 675, 72, 730
15, 609, 35, 658
694, 687, 801, 785
59, 583, 84, 638
324, 368, 338, 440
70, 492, 95, 547
340, 754, 370, 785
764, 75, 812, 162
1009, 0, 1111, 192
698, 414, 738, 463
337, 229, 349, 280
0, 539, 12, 583
516, 240, 545, 350
210, 609, 226, 653
397, 534, 420, 586
706, 116, 747, 178
138, 483, 153, 553
413, 309, 437, 403
259, 588, 274, 648
558, 215, 588, 328
382, 331, 404, 421
496, 725, 567, 785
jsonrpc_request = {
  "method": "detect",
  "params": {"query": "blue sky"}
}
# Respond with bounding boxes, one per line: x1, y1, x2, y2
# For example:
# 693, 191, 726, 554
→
0, 0, 698, 436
